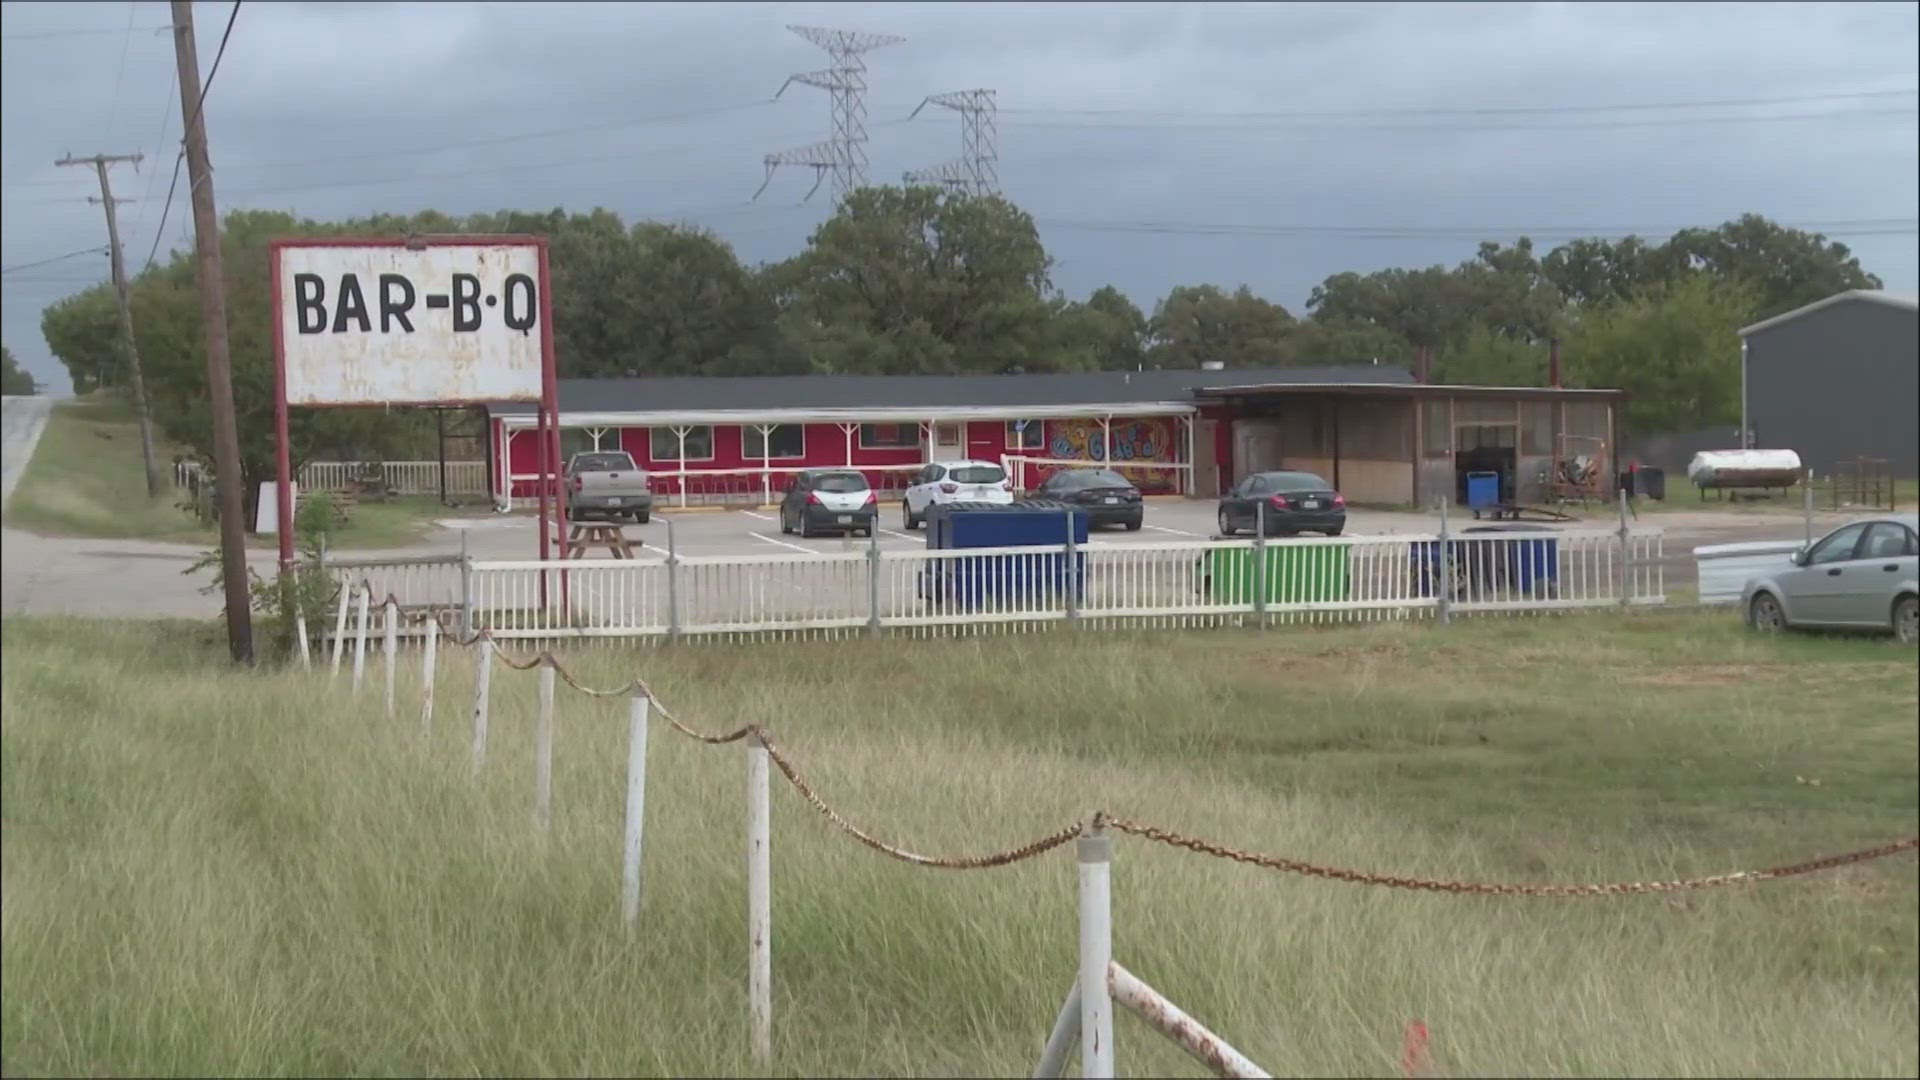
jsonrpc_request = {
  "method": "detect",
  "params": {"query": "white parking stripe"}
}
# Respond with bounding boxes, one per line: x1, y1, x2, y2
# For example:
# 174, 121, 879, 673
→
750, 532, 814, 554
740, 510, 775, 521
879, 529, 920, 542
1143, 524, 1202, 537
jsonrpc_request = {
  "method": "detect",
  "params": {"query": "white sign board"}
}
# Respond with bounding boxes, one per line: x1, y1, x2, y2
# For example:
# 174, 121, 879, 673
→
274, 242, 546, 406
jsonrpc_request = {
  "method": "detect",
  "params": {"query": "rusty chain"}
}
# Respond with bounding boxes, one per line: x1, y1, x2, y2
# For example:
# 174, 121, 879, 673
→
314, 583, 1920, 888
756, 730, 1085, 869
1099, 815, 1920, 896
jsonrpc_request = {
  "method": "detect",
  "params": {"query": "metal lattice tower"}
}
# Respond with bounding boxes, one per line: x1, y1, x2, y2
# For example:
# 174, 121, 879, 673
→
756, 25, 904, 202
901, 89, 998, 197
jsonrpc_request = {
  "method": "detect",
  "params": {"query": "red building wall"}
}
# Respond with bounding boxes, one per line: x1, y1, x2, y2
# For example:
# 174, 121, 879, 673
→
494, 414, 1195, 500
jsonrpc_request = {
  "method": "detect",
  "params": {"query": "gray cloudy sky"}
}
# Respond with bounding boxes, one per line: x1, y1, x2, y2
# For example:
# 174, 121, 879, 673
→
4, 0, 1916, 395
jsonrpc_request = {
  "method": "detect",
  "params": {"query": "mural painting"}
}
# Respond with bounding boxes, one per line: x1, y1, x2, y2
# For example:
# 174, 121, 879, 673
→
1044, 418, 1179, 493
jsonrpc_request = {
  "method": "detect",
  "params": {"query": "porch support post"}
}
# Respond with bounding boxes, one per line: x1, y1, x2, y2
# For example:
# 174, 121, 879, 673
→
674, 426, 690, 508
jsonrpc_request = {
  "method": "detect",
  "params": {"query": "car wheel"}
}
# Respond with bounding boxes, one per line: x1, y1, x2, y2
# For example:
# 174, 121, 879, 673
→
1324, 528, 1343, 537
1748, 592, 1787, 634
1124, 518, 1142, 532
1217, 507, 1236, 536
634, 511, 650, 525
780, 511, 794, 535
903, 501, 920, 530
1894, 595, 1918, 645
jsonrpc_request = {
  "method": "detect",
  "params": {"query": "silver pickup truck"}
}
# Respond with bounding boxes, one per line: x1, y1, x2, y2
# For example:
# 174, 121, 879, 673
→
563, 451, 653, 524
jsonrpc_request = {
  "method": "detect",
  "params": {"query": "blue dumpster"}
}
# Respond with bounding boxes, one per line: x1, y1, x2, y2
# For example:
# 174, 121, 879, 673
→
1413, 526, 1560, 600
1465, 471, 1501, 512
920, 501, 1087, 607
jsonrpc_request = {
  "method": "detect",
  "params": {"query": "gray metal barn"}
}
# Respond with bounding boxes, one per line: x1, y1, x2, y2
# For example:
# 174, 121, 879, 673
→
1739, 289, 1919, 477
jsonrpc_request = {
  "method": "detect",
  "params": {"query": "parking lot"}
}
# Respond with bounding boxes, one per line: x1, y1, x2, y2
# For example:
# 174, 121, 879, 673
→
434, 499, 1455, 561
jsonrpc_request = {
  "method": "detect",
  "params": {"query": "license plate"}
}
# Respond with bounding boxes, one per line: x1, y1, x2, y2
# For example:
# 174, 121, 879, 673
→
837, 515, 852, 524
606, 497, 622, 506
1300, 499, 1320, 510
1103, 496, 1119, 504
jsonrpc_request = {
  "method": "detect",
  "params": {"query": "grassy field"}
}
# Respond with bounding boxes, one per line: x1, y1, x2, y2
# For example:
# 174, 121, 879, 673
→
3, 394, 455, 549
2, 611, 1915, 1077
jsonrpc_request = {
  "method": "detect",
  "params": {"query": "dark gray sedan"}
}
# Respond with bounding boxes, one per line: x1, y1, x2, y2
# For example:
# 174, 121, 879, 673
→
1742, 514, 1919, 643
1216, 471, 1346, 537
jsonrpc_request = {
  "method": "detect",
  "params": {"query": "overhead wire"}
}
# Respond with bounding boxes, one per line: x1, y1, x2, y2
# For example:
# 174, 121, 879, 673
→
142, 0, 241, 271
101, 1, 139, 145
1, 247, 110, 275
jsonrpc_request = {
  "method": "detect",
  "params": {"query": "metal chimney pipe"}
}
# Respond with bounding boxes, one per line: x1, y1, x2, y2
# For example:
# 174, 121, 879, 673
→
1414, 346, 1429, 385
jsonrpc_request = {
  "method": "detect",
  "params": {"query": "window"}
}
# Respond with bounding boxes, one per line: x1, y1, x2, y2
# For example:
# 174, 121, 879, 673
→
813, 471, 869, 493
1860, 523, 1917, 559
559, 428, 600, 461
1007, 420, 1046, 451
650, 426, 713, 462
743, 424, 805, 460
1049, 469, 1132, 490
950, 464, 1006, 485
1806, 523, 1868, 566
860, 423, 920, 450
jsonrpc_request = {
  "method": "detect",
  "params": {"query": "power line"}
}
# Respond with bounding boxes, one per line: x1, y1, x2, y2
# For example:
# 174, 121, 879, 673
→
1035, 216, 1920, 241
977, 86, 1920, 122
1, 25, 171, 41
102, 1, 140, 144
985, 106, 1919, 135
143, 0, 239, 271
1, 246, 109, 275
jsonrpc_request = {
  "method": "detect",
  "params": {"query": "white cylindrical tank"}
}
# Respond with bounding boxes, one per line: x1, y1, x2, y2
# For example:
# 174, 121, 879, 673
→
1687, 449, 1803, 489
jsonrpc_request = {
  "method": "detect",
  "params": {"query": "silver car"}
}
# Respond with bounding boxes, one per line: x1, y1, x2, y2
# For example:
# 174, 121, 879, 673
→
1742, 514, 1918, 643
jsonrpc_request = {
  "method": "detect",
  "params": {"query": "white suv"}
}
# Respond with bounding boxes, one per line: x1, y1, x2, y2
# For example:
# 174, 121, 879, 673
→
903, 459, 1012, 529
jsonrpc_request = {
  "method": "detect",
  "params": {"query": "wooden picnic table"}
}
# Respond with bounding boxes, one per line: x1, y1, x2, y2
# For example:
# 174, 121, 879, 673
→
563, 522, 636, 559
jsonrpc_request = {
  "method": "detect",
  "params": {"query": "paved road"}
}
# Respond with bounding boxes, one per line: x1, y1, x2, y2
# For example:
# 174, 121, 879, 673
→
1, 396, 52, 507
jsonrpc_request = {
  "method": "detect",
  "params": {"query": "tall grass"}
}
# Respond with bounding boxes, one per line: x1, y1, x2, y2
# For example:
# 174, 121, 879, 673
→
3, 612, 1915, 1077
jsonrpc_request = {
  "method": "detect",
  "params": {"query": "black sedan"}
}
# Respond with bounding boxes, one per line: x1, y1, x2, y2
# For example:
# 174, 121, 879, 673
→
1216, 471, 1346, 536
1026, 468, 1145, 530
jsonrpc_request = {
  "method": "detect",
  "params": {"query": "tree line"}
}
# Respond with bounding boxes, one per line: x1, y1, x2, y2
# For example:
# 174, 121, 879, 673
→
38, 184, 1881, 502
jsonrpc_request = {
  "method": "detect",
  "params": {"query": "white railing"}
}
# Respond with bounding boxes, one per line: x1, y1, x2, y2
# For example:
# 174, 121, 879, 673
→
302, 460, 489, 497
502, 464, 925, 510
461, 529, 1666, 641
324, 556, 466, 634
1003, 454, 1194, 496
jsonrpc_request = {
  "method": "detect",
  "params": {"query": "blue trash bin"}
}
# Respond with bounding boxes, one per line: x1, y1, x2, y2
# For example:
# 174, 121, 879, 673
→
1465, 471, 1501, 512
1413, 526, 1561, 600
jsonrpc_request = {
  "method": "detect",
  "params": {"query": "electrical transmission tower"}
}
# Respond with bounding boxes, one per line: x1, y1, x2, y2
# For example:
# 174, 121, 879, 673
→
755, 24, 903, 203
902, 89, 998, 197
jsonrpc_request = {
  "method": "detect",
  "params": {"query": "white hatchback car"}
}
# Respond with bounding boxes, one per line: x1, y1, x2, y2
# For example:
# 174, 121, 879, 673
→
902, 459, 1013, 529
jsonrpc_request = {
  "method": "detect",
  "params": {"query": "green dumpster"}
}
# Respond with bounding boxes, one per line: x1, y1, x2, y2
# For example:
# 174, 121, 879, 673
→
1205, 543, 1351, 604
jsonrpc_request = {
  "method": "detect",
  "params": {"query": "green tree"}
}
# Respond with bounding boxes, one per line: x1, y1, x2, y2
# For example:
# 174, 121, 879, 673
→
1657, 213, 1881, 320
1430, 324, 1548, 386
1559, 274, 1759, 433
1541, 235, 1659, 308
2, 345, 40, 395
40, 286, 122, 393
1305, 266, 1467, 350
768, 185, 1059, 374
1147, 284, 1294, 368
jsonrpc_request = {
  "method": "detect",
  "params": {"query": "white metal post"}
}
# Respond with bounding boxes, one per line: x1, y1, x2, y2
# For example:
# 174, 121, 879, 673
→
383, 599, 399, 719
469, 638, 492, 779
534, 662, 555, 831
1252, 500, 1268, 626
665, 517, 682, 640
420, 618, 439, 740
351, 585, 371, 692
1034, 980, 1084, 1079
329, 586, 350, 677
294, 605, 311, 670
867, 524, 882, 636
1064, 513, 1080, 624
747, 732, 773, 1066
459, 527, 473, 638
1078, 823, 1114, 1079
1436, 497, 1453, 625
1617, 486, 1632, 607
1803, 468, 1814, 548
674, 427, 690, 508
1109, 962, 1271, 1079
621, 693, 651, 933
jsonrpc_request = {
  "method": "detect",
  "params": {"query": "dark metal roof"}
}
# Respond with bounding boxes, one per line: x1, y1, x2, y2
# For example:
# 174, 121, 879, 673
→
491, 364, 1416, 416
1192, 381, 1625, 402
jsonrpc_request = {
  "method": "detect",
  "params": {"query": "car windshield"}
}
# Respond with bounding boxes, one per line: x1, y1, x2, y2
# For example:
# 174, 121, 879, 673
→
1264, 472, 1329, 491
1055, 469, 1132, 489
813, 472, 868, 493
950, 465, 1006, 484
573, 453, 636, 471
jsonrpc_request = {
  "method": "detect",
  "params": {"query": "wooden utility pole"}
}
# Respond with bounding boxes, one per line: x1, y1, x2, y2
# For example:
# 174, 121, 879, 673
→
170, 0, 253, 663
55, 152, 163, 497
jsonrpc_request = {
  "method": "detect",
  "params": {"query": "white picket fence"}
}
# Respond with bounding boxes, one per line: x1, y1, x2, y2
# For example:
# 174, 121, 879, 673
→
301, 460, 489, 497
320, 529, 1665, 644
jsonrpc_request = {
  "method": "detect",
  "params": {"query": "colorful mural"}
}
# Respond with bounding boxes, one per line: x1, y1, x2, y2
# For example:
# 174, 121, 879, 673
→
1044, 418, 1179, 493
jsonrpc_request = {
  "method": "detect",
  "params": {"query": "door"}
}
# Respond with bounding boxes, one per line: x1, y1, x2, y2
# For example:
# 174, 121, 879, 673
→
906, 464, 944, 513
1841, 522, 1919, 626
1782, 522, 1869, 624
932, 422, 964, 460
